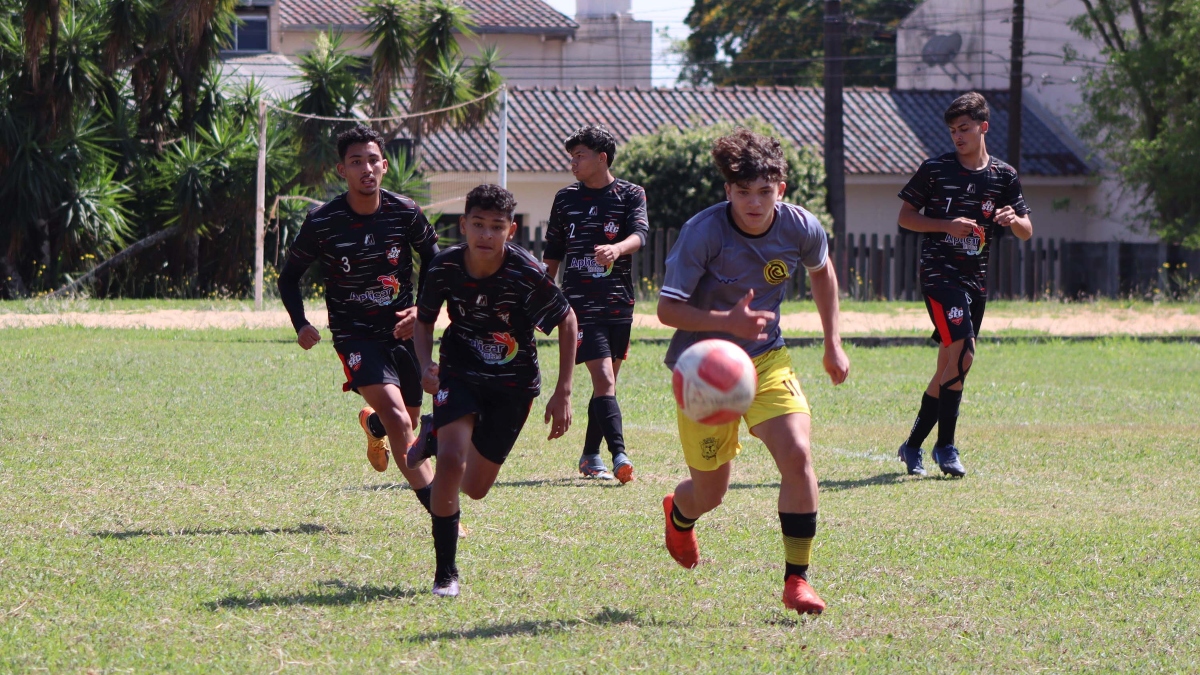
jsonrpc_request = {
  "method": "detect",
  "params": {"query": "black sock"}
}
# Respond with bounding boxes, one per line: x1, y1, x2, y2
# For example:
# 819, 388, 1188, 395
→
936, 386, 964, 448
367, 412, 387, 439
431, 511, 460, 584
780, 512, 818, 581
583, 398, 603, 456
413, 485, 432, 513
671, 503, 697, 531
594, 395, 626, 458
905, 392, 940, 449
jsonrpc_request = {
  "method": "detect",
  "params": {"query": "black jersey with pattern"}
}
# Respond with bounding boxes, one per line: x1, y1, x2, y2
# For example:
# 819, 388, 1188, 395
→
898, 153, 1029, 294
279, 189, 438, 344
417, 243, 571, 396
543, 179, 649, 325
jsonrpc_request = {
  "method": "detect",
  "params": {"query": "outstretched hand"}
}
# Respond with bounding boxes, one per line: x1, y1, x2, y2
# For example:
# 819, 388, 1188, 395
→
727, 290, 775, 341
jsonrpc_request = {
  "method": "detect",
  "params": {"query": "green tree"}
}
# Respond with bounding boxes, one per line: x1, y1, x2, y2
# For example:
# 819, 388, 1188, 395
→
679, 0, 915, 87
616, 119, 826, 232
1071, 0, 1200, 246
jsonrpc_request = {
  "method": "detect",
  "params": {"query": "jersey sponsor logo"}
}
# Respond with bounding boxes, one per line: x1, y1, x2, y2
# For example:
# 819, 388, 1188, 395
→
763, 259, 791, 285
947, 306, 965, 326
365, 234, 375, 246
942, 231, 984, 256
435, 388, 449, 406
981, 199, 995, 220
347, 352, 363, 371
568, 256, 613, 278
603, 221, 619, 241
468, 332, 519, 365
499, 311, 510, 325
387, 246, 401, 265
588, 206, 599, 216
349, 274, 401, 306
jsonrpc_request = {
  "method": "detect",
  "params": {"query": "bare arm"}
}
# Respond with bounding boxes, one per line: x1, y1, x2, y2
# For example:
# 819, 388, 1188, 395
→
544, 308, 577, 440
657, 290, 775, 342
995, 206, 1033, 241
544, 259, 560, 281
898, 201, 976, 239
808, 263, 849, 385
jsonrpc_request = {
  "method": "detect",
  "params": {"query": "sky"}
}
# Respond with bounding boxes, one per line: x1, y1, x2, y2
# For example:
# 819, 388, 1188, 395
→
540, 0, 693, 87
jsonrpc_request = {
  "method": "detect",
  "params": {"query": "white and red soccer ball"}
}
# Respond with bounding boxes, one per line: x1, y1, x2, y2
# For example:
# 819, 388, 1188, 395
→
672, 339, 758, 425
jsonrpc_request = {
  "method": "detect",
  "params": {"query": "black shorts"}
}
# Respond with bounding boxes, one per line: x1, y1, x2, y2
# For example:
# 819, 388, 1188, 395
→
431, 376, 535, 466
335, 338, 422, 407
923, 287, 986, 346
575, 323, 631, 365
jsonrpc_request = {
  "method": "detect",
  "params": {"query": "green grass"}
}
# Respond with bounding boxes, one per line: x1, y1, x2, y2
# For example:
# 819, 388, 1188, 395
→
1, 328, 1198, 672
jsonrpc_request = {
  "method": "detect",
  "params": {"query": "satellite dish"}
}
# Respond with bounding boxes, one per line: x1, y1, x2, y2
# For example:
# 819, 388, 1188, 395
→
922, 33, 962, 66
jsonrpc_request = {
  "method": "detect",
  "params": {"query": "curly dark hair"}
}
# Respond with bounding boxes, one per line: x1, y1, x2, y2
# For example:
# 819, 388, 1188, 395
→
564, 125, 618, 166
944, 92, 990, 125
465, 184, 517, 218
711, 128, 788, 185
336, 125, 385, 160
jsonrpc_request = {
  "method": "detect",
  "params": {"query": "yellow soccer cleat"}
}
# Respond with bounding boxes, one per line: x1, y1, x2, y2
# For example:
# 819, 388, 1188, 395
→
358, 406, 390, 472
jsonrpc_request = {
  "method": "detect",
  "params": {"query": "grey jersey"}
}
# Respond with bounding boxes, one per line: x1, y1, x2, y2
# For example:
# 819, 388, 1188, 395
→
661, 202, 828, 368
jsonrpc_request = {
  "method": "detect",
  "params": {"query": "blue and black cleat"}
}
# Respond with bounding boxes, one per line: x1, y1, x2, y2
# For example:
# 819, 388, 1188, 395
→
897, 443, 926, 476
931, 444, 967, 477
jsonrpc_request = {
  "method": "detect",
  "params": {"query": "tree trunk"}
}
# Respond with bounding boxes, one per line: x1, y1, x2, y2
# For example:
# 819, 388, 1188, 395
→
185, 230, 200, 295
50, 225, 182, 298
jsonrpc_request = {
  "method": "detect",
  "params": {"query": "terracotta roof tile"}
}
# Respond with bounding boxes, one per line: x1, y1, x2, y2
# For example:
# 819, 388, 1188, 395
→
418, 87, 1091, 177
279, 0, 577, 34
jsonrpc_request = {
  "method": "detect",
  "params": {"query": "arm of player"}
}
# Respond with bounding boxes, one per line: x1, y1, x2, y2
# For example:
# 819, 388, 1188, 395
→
808, 263, 849, 385
414, 319, 439, 395
995, 206, 1033, 240
544, 259, 561, 281
544, 308, 577, 440
277, 255, 320, 350
593, 235, 642, 267
898, 201, 976, 239
657, 290, 775, 342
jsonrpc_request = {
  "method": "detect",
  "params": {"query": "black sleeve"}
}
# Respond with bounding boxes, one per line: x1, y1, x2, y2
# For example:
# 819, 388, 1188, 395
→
897, 161, 935, 211
409, 207, 440, 302
1005, 171, 1030, 216
277, 214, 320, 332
416, 261, 446, 325
543, 192, 567, 261
525, 267, 571, 335
625, 185, 649, 247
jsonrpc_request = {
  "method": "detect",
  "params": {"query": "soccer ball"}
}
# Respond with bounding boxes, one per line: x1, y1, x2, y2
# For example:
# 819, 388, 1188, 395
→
672, 339, 758, 425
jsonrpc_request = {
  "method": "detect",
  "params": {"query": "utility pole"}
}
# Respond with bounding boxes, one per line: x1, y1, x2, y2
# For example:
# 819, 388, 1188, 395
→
1008, 0, 1024, 172
254, 98, 267, 311
823, 0, 847, 287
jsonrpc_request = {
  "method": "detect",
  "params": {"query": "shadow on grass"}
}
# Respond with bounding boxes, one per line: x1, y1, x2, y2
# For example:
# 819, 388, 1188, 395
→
728, 472, 907, 493
206, 580, 416, 610
91, 523, 341, 540
493, 477, 623, 489
406, 607, 639, 642
346, 482, 417, 492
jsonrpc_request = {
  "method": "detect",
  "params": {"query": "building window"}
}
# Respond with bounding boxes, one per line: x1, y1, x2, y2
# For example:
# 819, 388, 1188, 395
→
225, 14, 268, 53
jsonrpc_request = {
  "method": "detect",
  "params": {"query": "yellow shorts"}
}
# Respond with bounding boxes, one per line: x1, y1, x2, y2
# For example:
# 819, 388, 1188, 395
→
677, 347, 811, 471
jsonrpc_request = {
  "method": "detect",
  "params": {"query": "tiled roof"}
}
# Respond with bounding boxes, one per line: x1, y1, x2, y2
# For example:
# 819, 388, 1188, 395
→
419, 87, 1091, 177
279, 0, 577, 34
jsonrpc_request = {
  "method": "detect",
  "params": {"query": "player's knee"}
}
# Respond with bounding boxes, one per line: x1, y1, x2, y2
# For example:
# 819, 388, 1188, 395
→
462, 482, 491, 500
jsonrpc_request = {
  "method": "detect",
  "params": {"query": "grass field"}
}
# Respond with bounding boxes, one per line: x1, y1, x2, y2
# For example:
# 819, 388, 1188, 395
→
1, 327, 1198, 672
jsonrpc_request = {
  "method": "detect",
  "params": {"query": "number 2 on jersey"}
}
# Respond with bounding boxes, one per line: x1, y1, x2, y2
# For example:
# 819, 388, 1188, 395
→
567, 223, 576, 239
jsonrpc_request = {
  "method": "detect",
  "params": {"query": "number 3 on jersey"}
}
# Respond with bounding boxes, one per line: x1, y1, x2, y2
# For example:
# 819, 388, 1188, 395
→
341, 256, 351, 273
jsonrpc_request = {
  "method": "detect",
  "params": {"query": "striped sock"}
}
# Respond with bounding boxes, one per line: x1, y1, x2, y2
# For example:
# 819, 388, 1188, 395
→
671, 503, 697, 531
780, 511, 817, 581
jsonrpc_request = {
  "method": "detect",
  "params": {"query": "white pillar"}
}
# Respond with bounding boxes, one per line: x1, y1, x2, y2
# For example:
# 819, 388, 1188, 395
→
254, 99, 267, 310
497, 85, 508, 189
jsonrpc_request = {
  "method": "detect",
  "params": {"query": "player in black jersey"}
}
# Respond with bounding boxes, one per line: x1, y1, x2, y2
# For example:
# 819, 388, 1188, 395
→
408, 184, 577, 597
544, 125, 648, 483
278, 125, 441, 518
896, 93, 1033, 477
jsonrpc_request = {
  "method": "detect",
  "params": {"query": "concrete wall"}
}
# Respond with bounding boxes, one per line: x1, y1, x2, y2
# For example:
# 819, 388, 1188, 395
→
563, 16, 653, 88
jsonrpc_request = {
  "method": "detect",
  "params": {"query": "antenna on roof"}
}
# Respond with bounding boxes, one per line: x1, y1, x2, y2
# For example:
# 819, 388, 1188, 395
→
921, 33, 962, 66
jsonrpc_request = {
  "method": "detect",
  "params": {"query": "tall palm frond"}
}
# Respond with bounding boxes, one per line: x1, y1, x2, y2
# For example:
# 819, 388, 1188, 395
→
364, 0, 414, 126
409, 0, 474, 140
288, 31, 363, 187
463, 43, 503, 128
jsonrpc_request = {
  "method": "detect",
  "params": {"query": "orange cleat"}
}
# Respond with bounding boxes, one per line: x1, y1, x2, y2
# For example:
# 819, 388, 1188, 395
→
358, 407, 389, 472
613, 453, 634, 484
662, 494, 699, 569
782, 576, 826, 615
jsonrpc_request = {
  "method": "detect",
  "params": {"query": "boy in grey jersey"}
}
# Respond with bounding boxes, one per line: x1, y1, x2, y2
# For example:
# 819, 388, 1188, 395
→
657, 129, 849, 616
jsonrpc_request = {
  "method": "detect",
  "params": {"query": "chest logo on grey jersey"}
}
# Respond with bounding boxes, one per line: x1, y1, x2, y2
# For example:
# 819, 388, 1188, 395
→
764, 259, 791, 285
364, 234, 375, 246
